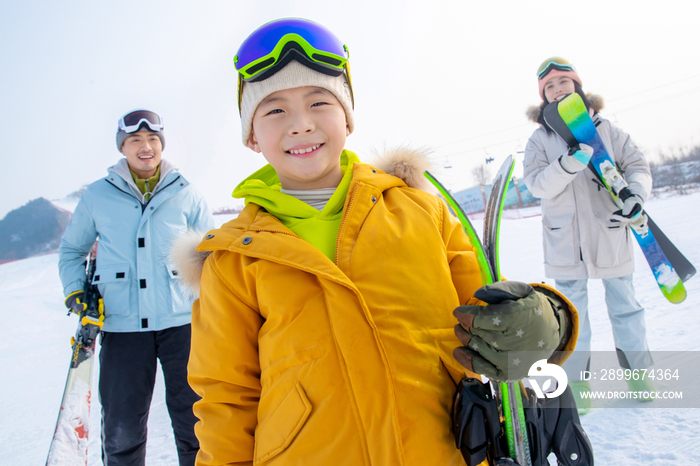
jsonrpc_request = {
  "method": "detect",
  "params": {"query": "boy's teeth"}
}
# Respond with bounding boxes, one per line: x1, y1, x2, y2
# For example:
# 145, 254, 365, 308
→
290, 144, 320, 155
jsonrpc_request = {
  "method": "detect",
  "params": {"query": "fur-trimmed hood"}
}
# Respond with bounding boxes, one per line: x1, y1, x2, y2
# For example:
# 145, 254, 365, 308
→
526, 93, 604, 123
171, 147, 437, 295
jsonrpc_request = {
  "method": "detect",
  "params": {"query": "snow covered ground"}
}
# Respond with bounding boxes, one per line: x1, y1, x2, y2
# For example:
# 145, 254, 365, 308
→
1, 192, 698, 465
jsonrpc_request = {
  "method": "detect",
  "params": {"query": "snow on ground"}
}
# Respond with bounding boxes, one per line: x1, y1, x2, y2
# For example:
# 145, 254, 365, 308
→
1, 193, 698, 465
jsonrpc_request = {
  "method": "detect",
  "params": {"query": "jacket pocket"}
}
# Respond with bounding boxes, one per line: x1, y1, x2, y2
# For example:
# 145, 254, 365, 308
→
542, 211, 577, 266
92, 263, 130, 316
254, 383, 312, 464
166, 266, 192, 314
593, 215, 631, 267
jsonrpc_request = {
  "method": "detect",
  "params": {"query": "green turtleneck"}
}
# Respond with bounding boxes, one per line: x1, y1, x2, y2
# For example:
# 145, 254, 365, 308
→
130, 165, 161, 202
232, 150, 360, 262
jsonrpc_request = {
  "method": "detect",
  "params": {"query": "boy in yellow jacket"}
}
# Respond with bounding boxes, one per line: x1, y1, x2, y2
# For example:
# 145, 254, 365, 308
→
178, 18, 579, 466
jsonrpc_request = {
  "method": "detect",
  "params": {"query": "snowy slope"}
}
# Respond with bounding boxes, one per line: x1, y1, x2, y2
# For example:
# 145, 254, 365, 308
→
1, 193, 698, 465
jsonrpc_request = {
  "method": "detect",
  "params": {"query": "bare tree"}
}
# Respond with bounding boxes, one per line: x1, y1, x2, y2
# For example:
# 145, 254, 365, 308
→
471, 164, 492, 187
471, 164, 492, 208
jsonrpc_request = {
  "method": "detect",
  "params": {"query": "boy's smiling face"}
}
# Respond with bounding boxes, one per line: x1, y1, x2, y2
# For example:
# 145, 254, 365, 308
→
247, 86, 349, 190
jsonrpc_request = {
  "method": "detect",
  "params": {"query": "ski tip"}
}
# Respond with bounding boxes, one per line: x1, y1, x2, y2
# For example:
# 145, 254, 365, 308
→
663, 282, 687, 304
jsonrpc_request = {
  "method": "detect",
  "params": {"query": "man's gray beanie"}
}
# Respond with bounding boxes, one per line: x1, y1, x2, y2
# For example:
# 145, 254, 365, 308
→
116, 124, 166, 151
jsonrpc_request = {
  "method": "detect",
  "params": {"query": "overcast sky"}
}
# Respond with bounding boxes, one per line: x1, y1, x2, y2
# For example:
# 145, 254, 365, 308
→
1, 0, 698, 218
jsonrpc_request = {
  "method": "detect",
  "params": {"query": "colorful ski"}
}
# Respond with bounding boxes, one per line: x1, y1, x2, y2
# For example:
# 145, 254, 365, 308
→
426, 166, 531, 466
543, 93, 688, 304
47, 245, 101, 465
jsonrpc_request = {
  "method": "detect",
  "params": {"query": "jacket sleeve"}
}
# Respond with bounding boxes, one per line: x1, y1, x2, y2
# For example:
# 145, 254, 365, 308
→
188, 254, 262, 466
58, 196, 98, 297
531, 283, 579, 366
523, 130, 577, 199
439, 200, 484, 306
188, 190, 216, 233
606, 121, 652, 201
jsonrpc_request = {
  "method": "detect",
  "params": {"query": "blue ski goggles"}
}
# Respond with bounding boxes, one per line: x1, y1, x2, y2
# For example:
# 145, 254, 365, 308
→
117, 110, 164, 133
537, 57, 577, 80
234, 18, 353, 111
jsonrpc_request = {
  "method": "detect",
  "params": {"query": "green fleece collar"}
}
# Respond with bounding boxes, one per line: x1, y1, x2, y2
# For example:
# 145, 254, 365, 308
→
232, 150, 359, 221
130, 165, 161, 202
231, 150, 360, 261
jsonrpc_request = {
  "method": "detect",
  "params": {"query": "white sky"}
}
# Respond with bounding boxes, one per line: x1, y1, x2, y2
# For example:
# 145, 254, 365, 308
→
1, 0, 699, 218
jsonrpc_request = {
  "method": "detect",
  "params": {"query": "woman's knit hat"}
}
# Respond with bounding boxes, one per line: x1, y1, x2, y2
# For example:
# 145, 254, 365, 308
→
537, 57, 582, 100
239, 60, 355, 145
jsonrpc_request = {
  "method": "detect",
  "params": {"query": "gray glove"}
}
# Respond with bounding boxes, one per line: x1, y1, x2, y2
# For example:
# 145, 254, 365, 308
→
559, 143, 593, 174
453, 282, 567, 382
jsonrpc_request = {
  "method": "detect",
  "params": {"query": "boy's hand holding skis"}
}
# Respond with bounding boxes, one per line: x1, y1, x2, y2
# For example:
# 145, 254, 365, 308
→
453, 281, 572, 382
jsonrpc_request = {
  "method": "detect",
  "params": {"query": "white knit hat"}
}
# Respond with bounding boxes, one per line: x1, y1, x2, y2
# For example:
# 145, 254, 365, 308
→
239, 60, 355, 145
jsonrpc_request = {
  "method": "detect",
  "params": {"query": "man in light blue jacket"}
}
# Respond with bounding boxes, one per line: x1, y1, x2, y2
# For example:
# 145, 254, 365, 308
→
58, 109, 214, 466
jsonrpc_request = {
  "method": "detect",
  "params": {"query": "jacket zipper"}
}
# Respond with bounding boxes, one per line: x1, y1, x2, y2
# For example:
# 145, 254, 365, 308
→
335, 183, 360, 265
144, 179, 151, 202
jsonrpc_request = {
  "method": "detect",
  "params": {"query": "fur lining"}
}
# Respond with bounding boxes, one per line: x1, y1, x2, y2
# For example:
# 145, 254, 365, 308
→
526, 105, 542, 124
171, 230, 211, 296
370, 146, 437, 194
526, 93, 605, 123
587, 94, 604, 113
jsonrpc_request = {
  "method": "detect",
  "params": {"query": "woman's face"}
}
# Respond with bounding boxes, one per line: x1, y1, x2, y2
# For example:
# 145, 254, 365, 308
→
543, 76, 576, 103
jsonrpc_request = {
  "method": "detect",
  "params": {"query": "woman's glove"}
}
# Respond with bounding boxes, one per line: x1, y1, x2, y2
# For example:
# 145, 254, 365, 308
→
613, 184, 645, 222
559, 143, 594, 174
453, 281, 570, 382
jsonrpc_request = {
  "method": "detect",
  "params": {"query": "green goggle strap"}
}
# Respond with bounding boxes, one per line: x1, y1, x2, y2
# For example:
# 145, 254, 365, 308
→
237, 60, 354, 112
235, 33, 347, 80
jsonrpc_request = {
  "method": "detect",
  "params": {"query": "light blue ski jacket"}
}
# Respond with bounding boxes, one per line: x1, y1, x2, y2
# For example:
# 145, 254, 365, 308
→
58, 158, 214, 332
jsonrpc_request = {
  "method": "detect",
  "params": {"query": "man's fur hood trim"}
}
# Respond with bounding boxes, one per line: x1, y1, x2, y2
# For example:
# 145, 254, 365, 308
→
526, 93, 604, 123
171, 147, 437, 294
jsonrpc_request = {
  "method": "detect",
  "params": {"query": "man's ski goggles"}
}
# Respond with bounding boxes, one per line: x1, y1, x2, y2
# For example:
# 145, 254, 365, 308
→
234, 18, 353, 110
537, 58, 577, 80
117, 110, 164, 133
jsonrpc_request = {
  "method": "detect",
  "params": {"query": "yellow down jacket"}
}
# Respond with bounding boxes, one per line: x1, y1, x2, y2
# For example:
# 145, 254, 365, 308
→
186, 156, 576, 466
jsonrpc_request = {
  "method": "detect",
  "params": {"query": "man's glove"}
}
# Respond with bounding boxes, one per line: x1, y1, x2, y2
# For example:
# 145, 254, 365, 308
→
80, 298, 105, 329
453, 282, 569, 382
65, 291, 87, 316
559, 143, 594, 174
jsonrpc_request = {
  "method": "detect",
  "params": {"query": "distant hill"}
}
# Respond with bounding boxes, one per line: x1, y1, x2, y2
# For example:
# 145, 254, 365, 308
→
0, 198, 71, 262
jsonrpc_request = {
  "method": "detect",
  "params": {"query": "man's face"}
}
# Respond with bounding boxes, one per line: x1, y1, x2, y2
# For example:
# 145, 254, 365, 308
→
121, 129, 162, 179
247, 86, 349, 190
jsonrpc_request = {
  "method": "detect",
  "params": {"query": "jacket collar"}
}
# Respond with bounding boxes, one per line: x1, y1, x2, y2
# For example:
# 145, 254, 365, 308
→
107, 158, 179, 202
199, 161, 406, 251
